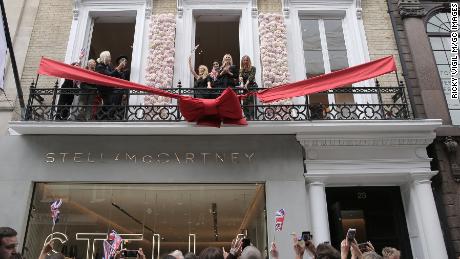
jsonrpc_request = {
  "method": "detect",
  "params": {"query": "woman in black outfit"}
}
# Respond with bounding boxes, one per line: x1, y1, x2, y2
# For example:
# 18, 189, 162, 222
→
239, 55, 258, 120
189, 56, 212, 99
217, 54, 238, 89
95, 50, 126, 120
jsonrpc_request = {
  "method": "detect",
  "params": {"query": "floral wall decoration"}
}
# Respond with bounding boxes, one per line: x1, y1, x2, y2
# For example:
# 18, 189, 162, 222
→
144, 13, 176, 105
258, 13, 290, 90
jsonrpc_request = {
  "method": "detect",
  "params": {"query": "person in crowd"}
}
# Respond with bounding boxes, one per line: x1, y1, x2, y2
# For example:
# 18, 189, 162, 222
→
239, 55, 258, 120
56, 62, 80, 120
240, 246, 262, 259
381, 247, 399, 259
361, 252, 382, 259
77, 59, 98, 121
39, 241, 65, 259
316, 243, 340, 259
199, 247, 223, 259
340, 238, 363, 259
217, 54, 238, 89
170, 250, 184, 259
184, 253, 197, 259
189, 56, 212, 99
290, 234, 316, 259
0, 227, 18, 259
95, 51, 127, 120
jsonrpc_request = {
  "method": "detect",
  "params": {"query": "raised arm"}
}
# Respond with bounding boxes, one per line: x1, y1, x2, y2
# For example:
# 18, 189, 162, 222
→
188, 56, 199, 79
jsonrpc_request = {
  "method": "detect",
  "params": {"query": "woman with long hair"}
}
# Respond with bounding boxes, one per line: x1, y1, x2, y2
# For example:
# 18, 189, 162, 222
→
239, 55, 258, 120
189, 56, 212, 99
217, 54, 238, 89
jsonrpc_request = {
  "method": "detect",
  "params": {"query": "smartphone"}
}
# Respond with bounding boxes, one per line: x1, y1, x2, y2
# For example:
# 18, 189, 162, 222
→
346, 228, 356, 242
242, 238, 251, 250
301, 231, 312, 241
122, 250, 138, 257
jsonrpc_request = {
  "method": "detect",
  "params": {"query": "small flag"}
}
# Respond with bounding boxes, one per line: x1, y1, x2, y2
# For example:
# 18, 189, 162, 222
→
50, 199, 63, 225
103, 230, 123, 259
275, 209, 285, 231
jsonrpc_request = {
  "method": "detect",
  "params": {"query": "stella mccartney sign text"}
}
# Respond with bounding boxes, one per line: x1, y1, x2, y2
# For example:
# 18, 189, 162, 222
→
45, 152, 255, 165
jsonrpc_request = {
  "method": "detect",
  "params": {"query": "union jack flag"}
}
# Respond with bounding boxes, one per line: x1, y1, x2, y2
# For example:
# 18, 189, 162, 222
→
275, 209, 285, 231
50, 199, 63, 225
103, 230, 123, 259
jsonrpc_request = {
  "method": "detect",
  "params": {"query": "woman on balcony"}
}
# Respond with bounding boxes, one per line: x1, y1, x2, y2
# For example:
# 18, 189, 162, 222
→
239, 55, 257, 120
188, 56, 212, 99
217, 54, 238, 89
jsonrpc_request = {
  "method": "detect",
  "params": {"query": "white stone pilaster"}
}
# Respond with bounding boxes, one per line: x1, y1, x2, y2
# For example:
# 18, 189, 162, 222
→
410, 172, 448, 259
307, 180, 330, 244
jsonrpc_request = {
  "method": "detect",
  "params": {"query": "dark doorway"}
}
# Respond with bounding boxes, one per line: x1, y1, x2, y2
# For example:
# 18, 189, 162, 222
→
326, 187, 413, 258
195, 17, 240, 72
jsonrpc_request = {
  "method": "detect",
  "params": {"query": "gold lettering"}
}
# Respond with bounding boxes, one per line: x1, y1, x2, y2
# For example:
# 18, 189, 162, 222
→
174, 153, 181, 164
114, 153, 120, 161
157, 153, 170, 164
87, 153, 95, 163
201, 153, 210, 165
73, 153, 83, 163
231, 153, 240, 164
216, 153, 225, 164
185, 153, 195, 164
126, 153, 137, 163
45, 153, 55, 163
142, 155, 153, 163
244, 153, 255, 162
59, 153, 69, 163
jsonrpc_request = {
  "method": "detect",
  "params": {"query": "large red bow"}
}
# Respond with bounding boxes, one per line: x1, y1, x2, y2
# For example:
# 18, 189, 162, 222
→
179, 88, 247, 127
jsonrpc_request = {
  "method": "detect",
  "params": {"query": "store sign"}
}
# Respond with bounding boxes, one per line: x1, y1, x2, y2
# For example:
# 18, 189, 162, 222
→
44, 152, 255, 165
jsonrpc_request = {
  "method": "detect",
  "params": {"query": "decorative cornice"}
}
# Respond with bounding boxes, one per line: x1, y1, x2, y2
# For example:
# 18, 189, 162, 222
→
297, 137, 433, 147
398, 0, 426, 18
177, 0, 183, 18
282, 0, 289, 18
409, 171, 438, 183
356, 0, 362, 19
145, 0, 152, 19
251, 0, 258, 18
73, 0, 81, 20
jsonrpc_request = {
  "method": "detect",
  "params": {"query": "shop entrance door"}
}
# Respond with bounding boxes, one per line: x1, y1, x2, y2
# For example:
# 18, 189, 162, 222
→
326, 187, 413, 258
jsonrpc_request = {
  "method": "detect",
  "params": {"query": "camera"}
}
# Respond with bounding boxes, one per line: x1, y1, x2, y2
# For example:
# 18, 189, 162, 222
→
301, 231, 312, 241
122, 250, 138, 257
346, 228, 356, 242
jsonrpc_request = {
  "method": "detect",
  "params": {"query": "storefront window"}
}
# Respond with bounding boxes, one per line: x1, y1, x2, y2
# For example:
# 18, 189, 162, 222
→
23, 183, 266, 259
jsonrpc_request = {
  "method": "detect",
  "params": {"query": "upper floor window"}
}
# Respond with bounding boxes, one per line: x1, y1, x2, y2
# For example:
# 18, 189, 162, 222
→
300, 16, 353, 108
426, 11, 458, 124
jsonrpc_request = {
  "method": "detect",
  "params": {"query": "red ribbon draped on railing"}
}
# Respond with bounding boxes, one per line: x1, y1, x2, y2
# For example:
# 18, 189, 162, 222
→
37, 56, 397, 127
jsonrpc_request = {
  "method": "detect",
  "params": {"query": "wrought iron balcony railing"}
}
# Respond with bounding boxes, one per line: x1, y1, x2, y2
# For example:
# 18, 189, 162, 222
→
24, 79, 411, 122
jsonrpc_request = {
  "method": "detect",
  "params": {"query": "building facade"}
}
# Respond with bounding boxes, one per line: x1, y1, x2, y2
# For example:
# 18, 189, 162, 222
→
388, 0, 459, 257
0, 0, 454, 258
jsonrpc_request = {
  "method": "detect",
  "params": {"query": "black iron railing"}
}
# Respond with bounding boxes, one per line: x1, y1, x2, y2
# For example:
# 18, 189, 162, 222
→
24, 78, 411, 122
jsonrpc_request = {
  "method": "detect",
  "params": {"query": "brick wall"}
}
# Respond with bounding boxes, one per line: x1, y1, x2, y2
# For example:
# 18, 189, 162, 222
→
153, 0, 176, 14
362, 0, 408, 105
15, 0, 73, 119
258, 0, 282, 13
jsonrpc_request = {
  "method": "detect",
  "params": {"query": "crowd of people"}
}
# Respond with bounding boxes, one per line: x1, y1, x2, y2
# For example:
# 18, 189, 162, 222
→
54, 51, 259, 121
0, 227, 402, 259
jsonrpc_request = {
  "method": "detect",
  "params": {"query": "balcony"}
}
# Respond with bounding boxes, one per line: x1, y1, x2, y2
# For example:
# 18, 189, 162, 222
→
23, 78, 411, 123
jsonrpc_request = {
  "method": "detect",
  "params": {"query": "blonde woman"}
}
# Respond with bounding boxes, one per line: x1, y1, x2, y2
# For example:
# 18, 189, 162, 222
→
239, 55, 258, 120
218, 54, 238, 88
188, 56, 212, 99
